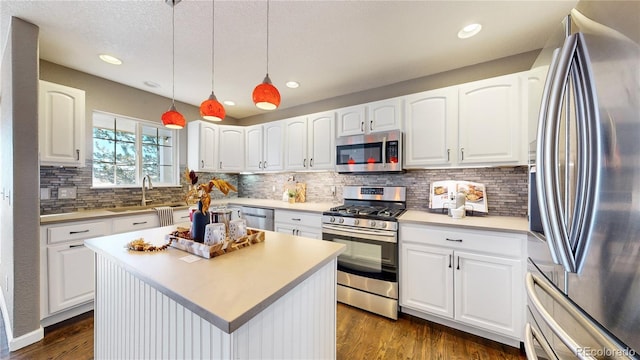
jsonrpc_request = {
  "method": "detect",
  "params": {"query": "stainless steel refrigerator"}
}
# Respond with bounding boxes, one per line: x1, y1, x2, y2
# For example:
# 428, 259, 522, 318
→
526, 1, 640, 359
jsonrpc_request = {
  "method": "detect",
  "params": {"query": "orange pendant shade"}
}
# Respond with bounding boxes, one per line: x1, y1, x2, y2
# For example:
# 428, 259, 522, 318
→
200, 92, 225, 121
253, 74, 280, 110
161, 104, 186, 129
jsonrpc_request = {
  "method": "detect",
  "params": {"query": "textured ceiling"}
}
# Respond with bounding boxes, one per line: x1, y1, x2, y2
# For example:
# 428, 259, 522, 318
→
1, 0, 577, 119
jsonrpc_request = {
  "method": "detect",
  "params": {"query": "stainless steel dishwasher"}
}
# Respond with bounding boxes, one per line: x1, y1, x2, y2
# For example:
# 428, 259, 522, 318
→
241, 206, 274, 231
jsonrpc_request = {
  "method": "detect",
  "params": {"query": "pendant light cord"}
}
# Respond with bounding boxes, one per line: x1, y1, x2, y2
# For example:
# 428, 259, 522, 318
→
171, 3, 176, 106
266, 0, 270, 75
211, 0, 215, 91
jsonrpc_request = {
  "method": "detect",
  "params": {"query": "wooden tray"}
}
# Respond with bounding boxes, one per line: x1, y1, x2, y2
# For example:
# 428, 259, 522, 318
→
166, 228, 265, 259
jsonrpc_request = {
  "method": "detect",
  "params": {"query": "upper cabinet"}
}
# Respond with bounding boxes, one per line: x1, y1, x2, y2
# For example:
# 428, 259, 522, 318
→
39, 80, 86, 167
336, 98, 402, 137
245, 121, 284, 172
284, 112, 336, 171
404, 87, 458, 167
457, 73, 522, 165
404, 72, 527, 168
188, 122, 244, 173
187, 120, 218, 172
218, 125, 245, 172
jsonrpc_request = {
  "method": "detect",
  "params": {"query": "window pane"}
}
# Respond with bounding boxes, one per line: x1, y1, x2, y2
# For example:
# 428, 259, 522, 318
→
93, 138, 115, 160
93, 163, 115, 186
158, 145, 174, 167
158, 165, 175, 184
116, 165, 136, 185
116, 142, 136, 166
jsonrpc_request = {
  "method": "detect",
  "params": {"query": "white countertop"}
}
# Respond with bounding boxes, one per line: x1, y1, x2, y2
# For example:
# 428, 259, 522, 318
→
399, 210, 529, 233
84, 226, 345, 333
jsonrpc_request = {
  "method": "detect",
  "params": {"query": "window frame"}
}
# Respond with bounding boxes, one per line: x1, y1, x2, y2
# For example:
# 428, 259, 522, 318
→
91, 111, 180, 188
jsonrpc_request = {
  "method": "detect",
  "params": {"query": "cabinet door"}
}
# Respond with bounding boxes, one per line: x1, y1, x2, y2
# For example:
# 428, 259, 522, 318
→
454, 250, 523, 338
336, 105, 365, 137
47, 242, 94, 313
39, 80, 85, 167
297, 228, 322, 240
367, 98, 402, 133
404, 88, 458, 167
188, 121, 218, 171
458, 74, 521, 165
219, 126, 245, 172
275, 223, 297, 236
307, 111, 335, 170
263, 121, 284, 171
400, 243, 454, 319
284, 117, 308, 170
245, 125, 264, 171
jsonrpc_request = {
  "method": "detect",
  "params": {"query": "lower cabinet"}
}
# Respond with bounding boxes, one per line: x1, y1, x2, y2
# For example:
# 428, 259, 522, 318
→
274, 210, 322, 239
47, 241, 95, 314
399, 223, 525, 343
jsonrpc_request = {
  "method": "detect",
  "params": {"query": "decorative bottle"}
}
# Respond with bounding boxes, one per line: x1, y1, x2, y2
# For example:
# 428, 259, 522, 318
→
191, 201, 210, 243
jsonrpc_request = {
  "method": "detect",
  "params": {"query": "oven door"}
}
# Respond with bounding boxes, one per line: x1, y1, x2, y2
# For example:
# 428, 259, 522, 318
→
321, 224, 397, 283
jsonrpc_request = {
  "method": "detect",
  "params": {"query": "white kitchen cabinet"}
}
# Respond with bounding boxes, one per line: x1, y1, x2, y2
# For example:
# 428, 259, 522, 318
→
173, 208, 191, 224
403, 87, 458, 167
284, 112, 335, 171
245, 121, 284, 172
112, 213, 160, 234
336, 98, 402, 137
457, 73, 522, 165
38, 80, 86, 167
399, 223, 525, 342
187, 120, 218, 172
40, 219, 111, 322
218, 125, 245, 172
274, 210, 322, 239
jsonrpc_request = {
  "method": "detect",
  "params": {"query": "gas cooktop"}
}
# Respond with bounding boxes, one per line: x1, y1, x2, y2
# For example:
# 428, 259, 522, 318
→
325, 205, 405, 220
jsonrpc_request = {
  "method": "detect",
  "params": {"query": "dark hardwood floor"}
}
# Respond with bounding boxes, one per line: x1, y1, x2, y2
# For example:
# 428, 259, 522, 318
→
1, 304, 525, 359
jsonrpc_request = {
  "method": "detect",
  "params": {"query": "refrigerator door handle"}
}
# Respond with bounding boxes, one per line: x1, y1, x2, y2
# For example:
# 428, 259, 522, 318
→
524, 323, 557, 360
526, 273, 627, 359
538, 34, 579, 272
568, 33, 600, 273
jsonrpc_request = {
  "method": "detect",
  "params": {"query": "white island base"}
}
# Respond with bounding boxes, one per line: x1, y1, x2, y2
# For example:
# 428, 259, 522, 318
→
88, 227, 343, 360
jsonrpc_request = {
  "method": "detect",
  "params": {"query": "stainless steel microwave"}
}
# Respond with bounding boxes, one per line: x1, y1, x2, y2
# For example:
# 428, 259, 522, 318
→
335, 130, 403, 173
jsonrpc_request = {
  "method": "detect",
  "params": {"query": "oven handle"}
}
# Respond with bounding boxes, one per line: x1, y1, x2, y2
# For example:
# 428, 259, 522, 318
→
322, 225, 397, 243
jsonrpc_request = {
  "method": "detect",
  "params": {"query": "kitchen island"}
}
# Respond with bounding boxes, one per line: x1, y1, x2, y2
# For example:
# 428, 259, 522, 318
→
84, 226, 345, 359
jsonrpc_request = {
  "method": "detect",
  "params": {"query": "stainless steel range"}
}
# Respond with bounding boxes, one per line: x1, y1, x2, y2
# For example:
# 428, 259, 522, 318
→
322, 186, 406, 320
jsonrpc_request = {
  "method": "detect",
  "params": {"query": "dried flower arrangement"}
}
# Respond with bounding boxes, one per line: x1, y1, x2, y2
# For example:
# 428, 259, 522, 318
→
184, 168, 237, 213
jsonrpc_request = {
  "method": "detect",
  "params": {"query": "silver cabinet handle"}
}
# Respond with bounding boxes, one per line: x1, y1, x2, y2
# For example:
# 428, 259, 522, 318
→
445, 238, 462, 242
460, 148, 464, 161
258, 161, 262, 169
132, 221, 148, 226
264, 161, 267, 169
456, 256, 460, 270
76, 149, 80, 161
219, 161, 222, 169
360, 121, 364, 132
369, 120, 373, 131
447, 149, 450, 162
291, 218, 301, 221
201, 160, 204, 168
309, 158, 313, 167
69, 229, 90, 235
303, 159, 307, 168
69, 244, 85, 249
524, 324, 556, 360
526, 273, 624, 358
382, 136, 387, 167
448, 254, 452, 268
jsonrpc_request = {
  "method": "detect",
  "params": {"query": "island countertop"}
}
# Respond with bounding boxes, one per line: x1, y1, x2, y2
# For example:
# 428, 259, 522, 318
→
84, 226, 345, 333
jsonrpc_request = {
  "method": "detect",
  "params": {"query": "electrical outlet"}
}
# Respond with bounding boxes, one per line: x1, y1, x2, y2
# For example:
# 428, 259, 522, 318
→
58, 187, 77, 199
40, 188, 51, 200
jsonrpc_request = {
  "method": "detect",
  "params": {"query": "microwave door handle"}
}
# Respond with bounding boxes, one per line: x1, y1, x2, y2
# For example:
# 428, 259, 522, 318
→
524, 324, 557, 360
569, 33, 599, 273
382, 136, 387, 167
541, 34, 579, 273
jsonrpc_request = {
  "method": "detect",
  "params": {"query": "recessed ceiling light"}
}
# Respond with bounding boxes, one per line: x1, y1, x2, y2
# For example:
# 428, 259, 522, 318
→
99, 54, 122, 65
286, 81, 300, 89
458, 23, 482, 39
223, 100, 236, 106
144, 81, 160, 88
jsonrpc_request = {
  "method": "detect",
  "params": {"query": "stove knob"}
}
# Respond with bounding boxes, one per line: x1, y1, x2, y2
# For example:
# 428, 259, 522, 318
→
339, 218, 345, 224
330, 216, 335, 223
370, 220, 376, 227
380, 222, 387, 229
353, 219, 360, 225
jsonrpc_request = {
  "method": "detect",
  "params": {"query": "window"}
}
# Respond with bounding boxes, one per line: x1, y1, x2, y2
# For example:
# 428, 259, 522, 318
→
92, 111, 178, 187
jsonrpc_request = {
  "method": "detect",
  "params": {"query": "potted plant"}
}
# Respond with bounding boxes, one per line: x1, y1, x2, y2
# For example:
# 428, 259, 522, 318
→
288, 189, 297, 204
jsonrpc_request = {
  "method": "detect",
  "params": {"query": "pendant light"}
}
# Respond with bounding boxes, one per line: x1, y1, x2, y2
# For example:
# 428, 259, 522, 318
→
161, 0, 186, 129
252, 0, 280, 110
199, 0, 225, 121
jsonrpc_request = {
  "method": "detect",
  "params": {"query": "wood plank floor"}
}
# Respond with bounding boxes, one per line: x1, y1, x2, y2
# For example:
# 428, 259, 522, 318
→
1, 304, 525, 359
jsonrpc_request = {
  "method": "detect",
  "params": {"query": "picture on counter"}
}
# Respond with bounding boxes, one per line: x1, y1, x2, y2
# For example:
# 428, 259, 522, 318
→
429, 180, 488, 213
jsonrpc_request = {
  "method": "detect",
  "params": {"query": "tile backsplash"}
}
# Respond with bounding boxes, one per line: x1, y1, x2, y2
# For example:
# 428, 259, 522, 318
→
41, 164, 528, 217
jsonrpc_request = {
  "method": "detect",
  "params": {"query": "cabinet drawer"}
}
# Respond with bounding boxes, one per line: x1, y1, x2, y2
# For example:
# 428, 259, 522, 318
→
173, 209, 191, 224
274, 210, 321, 228
113, 214, 160, 234
48, 221, 109, 244
400, 224, 524, 258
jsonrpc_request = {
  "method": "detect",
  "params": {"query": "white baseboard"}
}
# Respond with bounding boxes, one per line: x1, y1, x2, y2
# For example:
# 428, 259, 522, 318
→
0, 290, 44, 351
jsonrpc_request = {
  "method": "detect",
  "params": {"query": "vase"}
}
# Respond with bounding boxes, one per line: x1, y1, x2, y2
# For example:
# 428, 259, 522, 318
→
191, 201, 210, 243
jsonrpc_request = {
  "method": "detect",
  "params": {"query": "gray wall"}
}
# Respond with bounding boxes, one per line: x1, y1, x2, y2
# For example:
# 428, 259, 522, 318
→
240, 50, 539, 126
0, 17, 41, 340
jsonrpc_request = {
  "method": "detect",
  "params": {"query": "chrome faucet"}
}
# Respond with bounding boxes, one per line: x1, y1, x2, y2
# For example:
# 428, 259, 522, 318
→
141, 175, 153, 206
